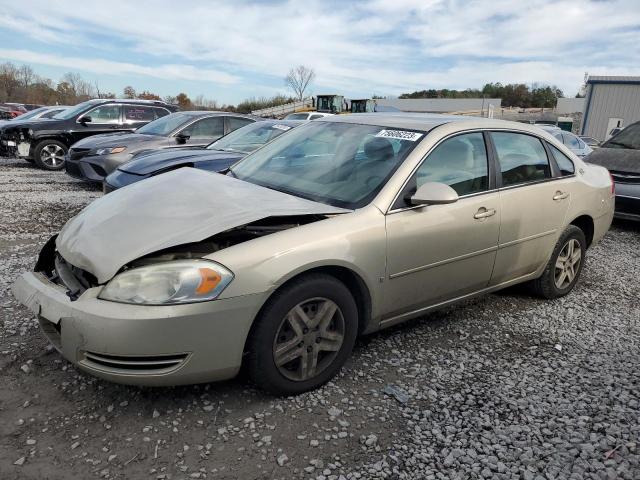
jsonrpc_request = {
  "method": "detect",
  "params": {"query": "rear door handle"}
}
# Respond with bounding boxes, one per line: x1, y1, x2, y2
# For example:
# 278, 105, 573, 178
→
474, 208, 496, 219
553, 191, 569, 201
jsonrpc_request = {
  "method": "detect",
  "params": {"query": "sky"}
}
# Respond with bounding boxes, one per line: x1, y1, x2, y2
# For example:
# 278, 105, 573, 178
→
0, 0, 639, 105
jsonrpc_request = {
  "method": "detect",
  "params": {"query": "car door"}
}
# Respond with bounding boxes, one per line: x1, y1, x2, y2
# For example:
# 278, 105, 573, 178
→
384, 132, 500, 318
177, 116, 225, 146
71, 104, 123, 143
489, 131, 572, 285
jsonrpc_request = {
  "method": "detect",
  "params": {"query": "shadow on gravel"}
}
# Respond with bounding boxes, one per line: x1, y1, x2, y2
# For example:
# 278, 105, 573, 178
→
613, 218, 640, 232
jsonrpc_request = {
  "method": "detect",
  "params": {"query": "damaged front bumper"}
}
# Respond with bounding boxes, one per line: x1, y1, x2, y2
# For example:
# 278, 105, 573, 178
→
12, 271, 266, 386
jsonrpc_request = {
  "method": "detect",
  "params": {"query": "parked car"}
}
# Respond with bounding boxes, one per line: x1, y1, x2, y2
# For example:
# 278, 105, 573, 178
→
284, 111, 333, 120
65, 111, 257, 183
584, 120, 640, 221
0, 106, 69, 156
104, 119, 302, 192
0, 103, 27, 119
12, 114, 613, 394
537, 125, 592, 157
0, 105, 69, 128
0, 99, 177, 170
579, 136, 601, 149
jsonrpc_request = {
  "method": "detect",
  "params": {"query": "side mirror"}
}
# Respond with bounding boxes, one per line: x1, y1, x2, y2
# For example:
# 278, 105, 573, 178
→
175, 132, 190, 144
408, 182, 459, 206
78, 115, 92, 124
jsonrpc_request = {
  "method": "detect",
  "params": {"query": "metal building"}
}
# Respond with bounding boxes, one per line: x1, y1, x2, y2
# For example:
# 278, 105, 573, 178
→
581, 76, 640, 141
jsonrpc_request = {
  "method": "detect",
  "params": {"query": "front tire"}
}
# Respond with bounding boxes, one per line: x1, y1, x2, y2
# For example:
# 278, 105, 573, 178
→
246, 274, 358, 395
531, 225, 586, 299
33, 140, 67, 170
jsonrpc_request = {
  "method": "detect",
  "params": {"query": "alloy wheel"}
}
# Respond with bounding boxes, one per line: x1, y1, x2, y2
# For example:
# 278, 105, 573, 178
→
40, 144, 65, 167
554, 238, 582, 289
272, 297, 345, 382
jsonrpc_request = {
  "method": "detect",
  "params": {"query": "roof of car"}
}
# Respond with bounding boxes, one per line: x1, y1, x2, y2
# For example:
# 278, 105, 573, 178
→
319, 112, 494, 132
173, 111, 263, 120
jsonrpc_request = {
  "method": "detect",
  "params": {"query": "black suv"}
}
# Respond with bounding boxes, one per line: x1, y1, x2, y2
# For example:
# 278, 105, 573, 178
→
0, 99, 177, 170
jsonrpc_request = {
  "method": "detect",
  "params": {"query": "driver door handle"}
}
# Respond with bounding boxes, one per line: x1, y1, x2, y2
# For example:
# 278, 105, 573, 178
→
553, 191, 569, 201
474, 208, 496, 219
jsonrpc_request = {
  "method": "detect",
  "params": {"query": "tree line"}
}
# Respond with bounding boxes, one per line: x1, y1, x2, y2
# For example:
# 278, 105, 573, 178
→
0, 61, 296, 113
399, 83, 565, 108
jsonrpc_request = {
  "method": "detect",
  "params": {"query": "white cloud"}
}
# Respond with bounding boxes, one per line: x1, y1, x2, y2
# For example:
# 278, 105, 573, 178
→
0, 0, 639, 100
0, 49, 238, 84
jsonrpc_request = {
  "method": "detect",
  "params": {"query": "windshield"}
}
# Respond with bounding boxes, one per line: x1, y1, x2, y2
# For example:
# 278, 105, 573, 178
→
208, 122, 295, 154
136, 112, 188, 136
230, 121, 422, 209
603, 123, 640, 150
11, 107, 47, 121
52, 100, 101, 120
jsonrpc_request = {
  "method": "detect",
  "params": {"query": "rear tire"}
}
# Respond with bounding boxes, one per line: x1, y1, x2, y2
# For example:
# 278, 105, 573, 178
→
246, 274, 358, 395
530, 225, 586, 299
33, 140, 67, 170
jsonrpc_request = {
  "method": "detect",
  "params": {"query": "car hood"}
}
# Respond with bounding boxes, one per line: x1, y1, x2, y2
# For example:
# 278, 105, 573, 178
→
585, 147, 640, 174
120, 149, 243, 175
56, 168, 349, 283
72, 132, 163, 149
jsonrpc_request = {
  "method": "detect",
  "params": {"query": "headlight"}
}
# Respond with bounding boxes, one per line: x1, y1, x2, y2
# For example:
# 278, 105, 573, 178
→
98, 260, 233, 305
96, 146, 127, 155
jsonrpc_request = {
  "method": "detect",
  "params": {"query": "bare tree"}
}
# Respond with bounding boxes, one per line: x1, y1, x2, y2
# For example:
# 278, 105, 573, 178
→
284, 65, 315, 101
123, 85, 136, 99
61, 72, 94, 101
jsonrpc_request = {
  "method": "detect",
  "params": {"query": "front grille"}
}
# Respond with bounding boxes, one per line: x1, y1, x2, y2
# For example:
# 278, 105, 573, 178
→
69, 148, 91, 161
611, 170, 640, 184
89, 163, 107, 177
81, 351, 189, 374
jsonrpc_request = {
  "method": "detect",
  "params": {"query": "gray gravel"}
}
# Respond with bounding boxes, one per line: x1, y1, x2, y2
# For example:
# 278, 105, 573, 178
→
1, 156, 639, 479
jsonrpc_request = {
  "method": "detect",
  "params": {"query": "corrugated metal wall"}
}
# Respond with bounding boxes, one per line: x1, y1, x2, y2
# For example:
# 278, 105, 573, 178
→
582, 84, 640, 140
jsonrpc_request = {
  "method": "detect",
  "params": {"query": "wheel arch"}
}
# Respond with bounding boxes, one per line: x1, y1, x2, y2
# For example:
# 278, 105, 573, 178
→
242, 264, 374, 357
569, 214, 595, 247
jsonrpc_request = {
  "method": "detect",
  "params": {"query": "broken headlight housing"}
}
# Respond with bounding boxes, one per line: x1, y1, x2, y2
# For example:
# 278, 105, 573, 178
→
98, 260, 233, 305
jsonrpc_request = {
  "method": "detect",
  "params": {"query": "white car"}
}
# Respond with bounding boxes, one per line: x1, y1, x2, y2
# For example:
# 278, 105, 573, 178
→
284, 112, 333, 121
537, 125, 593, 158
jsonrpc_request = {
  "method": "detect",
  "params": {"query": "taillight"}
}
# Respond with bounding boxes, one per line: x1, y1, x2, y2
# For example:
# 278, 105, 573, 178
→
609, 172, 615, 195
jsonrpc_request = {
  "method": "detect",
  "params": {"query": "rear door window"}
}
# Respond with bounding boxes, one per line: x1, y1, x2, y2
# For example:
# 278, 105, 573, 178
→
153, 107, 171, 119
491, 132, 551, 187
182, 117, 225, 139
124, 106, 155, 123
226, 117, 253, 133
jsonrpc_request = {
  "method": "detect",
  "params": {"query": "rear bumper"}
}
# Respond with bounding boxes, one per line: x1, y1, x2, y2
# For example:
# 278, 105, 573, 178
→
12, 271, 267, 386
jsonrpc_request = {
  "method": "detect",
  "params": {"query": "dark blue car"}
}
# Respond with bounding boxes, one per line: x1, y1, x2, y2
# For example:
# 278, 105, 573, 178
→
103, 119, 303, 193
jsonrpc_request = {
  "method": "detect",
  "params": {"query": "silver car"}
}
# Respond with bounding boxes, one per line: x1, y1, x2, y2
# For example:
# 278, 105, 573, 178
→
13, 114, 614, 395
538, 125, 593, 157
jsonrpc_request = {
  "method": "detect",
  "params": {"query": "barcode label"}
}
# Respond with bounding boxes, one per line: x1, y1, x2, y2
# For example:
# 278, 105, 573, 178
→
375, 129, 423, 141
272, 124, 292, 131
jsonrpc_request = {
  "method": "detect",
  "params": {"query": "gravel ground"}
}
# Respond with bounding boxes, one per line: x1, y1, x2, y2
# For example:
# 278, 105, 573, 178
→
1, 156, 639, 480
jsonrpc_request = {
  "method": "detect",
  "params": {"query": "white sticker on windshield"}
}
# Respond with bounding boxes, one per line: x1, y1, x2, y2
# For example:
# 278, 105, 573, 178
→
375, 129, 423, 141
272, 124, 292, 131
